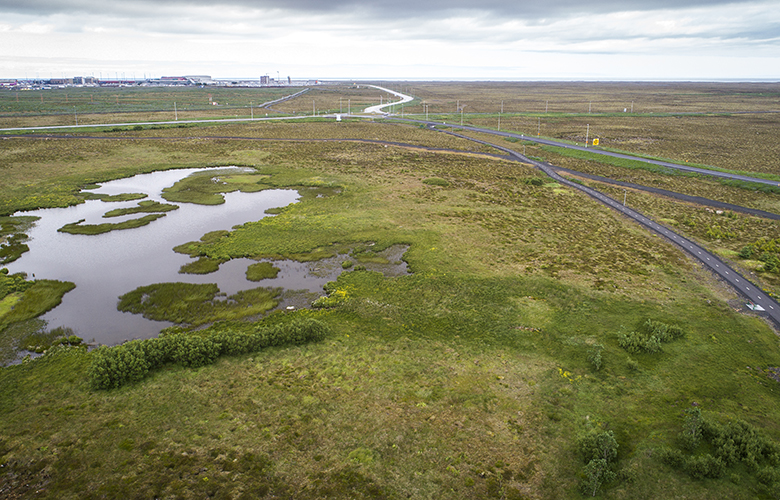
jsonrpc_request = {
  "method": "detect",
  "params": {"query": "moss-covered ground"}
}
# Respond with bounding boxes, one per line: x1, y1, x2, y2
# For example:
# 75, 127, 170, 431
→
2, 87, 780, 498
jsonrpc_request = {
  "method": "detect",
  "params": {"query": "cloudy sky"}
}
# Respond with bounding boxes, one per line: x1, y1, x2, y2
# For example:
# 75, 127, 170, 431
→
1, 0, 778, 80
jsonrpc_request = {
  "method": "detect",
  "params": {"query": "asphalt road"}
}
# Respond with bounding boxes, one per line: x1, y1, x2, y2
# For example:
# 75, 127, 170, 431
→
363, 85, 415, 114
394, 117, 780, 189
444, 129, 780, 328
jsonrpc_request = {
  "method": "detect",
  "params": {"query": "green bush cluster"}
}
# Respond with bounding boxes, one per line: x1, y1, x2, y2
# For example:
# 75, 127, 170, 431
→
587, 344, 603, 371
617, 319, 684, 354
89, 318, 331, 390
0, 269, 33, 300
579, 430, 619, 497
705, 224, 735, 240
660, 410, 780, 488
739, 238, 780, 272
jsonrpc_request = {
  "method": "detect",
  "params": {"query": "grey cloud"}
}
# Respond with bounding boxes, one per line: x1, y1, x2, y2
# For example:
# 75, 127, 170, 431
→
0, 0, 757, 20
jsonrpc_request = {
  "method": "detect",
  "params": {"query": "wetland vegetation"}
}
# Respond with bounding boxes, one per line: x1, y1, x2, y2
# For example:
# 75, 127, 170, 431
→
2, 82, 780, 499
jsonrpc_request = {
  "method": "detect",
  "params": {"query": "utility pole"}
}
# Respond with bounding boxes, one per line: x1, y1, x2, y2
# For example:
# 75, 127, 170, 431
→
250, 101, 253, 119
74, 106, 77, 126
537, 117, 540, 136
174, 102, 178, 121
348, 99, 350, 115
586, 124, 589, 147
589, 101, 592, 114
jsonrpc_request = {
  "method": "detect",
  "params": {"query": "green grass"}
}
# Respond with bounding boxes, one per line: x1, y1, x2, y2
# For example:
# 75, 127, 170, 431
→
540, 144, 780, 191
246, 261, 281, 281
0, 216, 38, 264
0, 274, 76, 363
161, 169, 270, 205
2, 115, 780, 498
178, 256, 226, 275
102, 200, 178, 218
117, 282, 280, 326
80, 192, 148, 202
58, 213, 167, 235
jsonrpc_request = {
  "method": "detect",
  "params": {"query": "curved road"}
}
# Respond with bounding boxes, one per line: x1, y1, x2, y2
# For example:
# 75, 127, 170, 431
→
445, 130, 780, 328
363, 85, 415, 114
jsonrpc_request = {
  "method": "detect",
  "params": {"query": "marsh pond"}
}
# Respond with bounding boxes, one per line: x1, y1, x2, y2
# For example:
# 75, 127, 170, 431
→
5, 167, 407, 347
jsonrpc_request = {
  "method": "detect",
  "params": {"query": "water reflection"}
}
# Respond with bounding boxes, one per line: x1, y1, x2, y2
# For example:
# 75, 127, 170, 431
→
6, 167, 300, 345
6, 167, 409, 346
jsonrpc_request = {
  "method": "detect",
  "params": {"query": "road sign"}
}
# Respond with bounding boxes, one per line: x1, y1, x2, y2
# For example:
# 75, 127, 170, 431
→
592, 138, 600, 146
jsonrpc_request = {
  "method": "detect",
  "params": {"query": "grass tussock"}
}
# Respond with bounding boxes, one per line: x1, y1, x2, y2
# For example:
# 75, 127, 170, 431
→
117, 282, 281, 326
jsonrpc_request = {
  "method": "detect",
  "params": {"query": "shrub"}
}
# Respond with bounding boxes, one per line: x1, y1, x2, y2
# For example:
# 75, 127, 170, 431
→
657, 447, 686, 468
89, 318, 332, 390
587, 344, 603, 371
679, 407, 703, 451
88, 341, 151, 390
212, 329, 259, 356
580, 459, 616, 497
166, 334, 220, 368
686, 454, 726, 480
617, 320, 684, 354
580, 430, 618, 464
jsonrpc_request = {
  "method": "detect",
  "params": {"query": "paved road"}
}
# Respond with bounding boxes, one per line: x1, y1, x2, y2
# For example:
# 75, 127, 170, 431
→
363, 85, 415, 114
0, 89, 314, 133
444, 130, 780, 328
393, 118, 780, 188
550, 166, 780, 221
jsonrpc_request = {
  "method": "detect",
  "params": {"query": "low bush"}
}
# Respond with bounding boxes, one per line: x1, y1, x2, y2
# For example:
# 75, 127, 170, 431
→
166, 334, 220, 368
686, 454, 726, 480
660, 409, 780, 485
578, 430, 619, 496
587, 344, 603, 371
89, 317, 332, 390
617, 319, 684, 354
89, 341, 151, 390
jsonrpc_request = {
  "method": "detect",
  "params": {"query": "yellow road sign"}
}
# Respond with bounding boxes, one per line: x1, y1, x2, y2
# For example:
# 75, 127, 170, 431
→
592, 138, 600, 146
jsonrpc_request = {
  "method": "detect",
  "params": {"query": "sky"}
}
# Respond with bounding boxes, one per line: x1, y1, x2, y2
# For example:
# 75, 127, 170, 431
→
0, 0, 778, 81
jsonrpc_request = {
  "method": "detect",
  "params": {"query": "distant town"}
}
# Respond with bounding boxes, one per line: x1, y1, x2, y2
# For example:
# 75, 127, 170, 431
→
0, 75, 321, 89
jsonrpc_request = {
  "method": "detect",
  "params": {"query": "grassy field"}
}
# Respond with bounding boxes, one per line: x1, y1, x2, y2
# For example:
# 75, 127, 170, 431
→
3, 83, 780, 498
